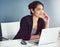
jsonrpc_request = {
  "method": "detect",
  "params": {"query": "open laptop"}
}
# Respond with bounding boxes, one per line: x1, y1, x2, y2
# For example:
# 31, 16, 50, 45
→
38, 27, 60, 46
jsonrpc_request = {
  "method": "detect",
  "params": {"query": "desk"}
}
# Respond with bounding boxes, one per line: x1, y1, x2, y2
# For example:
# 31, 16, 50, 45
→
0, 39, 37, 47
0, 39, 60, 47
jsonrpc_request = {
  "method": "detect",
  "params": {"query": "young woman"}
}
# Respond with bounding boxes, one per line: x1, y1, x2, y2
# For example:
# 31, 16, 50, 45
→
14, 1, 49, 40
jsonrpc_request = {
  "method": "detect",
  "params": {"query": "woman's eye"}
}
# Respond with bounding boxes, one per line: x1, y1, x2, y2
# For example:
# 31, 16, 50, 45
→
37, 8, 44, 10
37, 8, 41, 10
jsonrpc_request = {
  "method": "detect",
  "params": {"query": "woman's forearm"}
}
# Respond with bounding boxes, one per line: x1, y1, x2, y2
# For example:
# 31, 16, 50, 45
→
45, 21, 49, 28
30, 34, 40, 40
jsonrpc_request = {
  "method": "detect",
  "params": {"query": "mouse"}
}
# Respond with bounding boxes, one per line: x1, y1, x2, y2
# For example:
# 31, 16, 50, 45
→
21, 40, 27, 45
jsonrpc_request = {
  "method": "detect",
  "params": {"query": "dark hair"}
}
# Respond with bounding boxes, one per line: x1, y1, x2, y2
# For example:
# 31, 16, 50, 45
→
28, 1, 44, 14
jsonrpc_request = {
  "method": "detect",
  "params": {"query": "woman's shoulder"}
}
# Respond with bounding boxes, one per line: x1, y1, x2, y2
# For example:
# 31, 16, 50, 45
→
21, 15, 32, 21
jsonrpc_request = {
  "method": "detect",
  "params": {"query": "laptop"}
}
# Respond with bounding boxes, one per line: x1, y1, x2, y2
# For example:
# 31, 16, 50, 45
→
38, 27, 60, 46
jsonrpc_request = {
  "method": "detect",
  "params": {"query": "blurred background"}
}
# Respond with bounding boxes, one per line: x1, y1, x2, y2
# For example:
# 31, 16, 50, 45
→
0, 0, 60, 41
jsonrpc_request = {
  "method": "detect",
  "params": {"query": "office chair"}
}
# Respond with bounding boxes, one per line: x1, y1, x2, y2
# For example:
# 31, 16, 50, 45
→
1, 21, 20, 40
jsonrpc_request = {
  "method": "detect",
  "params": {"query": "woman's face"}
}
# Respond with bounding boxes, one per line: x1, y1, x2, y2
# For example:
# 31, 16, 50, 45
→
31, 4, 44, 18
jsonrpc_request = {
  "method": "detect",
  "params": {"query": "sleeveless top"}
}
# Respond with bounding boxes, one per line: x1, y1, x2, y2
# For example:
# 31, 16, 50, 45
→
31, 29, 37, 35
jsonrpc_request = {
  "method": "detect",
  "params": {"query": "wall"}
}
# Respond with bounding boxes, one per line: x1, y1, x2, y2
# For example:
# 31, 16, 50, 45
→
0, 0, 60, 27
40, 0, 60, 27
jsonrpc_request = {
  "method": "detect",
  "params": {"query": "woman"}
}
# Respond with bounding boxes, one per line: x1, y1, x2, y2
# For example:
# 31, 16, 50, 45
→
14, 1, 49, 40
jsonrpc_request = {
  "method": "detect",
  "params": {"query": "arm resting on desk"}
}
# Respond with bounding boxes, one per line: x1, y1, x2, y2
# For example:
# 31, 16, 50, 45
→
30, 34, 40, 40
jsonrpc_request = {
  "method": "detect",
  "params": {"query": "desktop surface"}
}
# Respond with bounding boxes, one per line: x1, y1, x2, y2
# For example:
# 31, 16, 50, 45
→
0, 39, 60, 47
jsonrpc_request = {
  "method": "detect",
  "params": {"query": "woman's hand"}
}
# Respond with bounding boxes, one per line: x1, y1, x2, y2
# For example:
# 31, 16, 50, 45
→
40, 11, 50, 28
43, 12, 50, 28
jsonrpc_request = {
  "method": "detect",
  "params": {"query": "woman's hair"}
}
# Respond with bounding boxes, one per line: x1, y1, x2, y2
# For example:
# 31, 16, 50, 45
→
28, 1, 44, 14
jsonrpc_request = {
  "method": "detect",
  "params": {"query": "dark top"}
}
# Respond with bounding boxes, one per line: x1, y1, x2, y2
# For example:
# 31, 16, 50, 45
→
13, 15, 45, 40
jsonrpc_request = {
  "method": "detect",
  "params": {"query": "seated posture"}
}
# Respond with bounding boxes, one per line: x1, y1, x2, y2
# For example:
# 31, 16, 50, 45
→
13, 1, 49, 40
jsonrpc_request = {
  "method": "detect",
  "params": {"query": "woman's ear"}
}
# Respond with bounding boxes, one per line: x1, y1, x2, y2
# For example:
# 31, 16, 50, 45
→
31, 9, 34, 14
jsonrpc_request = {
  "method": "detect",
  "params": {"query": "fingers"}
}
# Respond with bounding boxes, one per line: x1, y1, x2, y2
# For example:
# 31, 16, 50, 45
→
43, 11, 50, 23
43, 11, 49, 20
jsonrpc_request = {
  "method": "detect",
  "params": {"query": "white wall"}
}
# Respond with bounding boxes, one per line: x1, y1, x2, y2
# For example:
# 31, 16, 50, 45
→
50, 0, 60, 27
39, 0, 60, 27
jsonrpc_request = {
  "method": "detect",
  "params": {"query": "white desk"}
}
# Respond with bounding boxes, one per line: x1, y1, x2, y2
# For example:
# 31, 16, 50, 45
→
0, 39, 60, 47
0, 39, 37, 47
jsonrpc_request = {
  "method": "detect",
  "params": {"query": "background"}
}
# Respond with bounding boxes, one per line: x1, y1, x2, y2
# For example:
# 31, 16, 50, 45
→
0, 0, 60, 40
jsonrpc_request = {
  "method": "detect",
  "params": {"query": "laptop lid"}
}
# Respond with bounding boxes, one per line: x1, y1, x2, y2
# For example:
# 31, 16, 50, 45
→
38, 27, 60, 45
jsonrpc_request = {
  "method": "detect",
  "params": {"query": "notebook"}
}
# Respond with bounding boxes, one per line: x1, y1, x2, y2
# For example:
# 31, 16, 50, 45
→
38, 27, 60, 46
